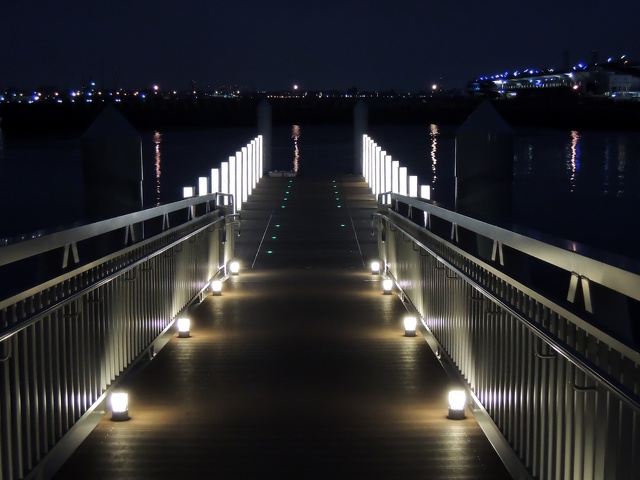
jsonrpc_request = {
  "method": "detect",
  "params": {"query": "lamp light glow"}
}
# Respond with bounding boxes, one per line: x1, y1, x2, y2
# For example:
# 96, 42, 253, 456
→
382, 278, 393, 294
211, 280, 222, 295
110, 392, 129, 421
403, 316, 417, 336
448, 390, 466, 419
229, 261, 240, 275
371, 261, 381, 275
177, 317, 191, 337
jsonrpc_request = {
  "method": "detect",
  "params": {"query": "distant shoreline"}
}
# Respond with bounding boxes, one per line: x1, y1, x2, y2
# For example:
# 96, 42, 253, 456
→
1, 96, 639, 135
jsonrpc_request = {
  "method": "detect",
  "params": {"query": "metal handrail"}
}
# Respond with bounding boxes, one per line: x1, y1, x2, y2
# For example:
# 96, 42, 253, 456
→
389, 193, 640, 303
0, 194, 218, 267
0, 214, 227, 343
375, 211, 640, 413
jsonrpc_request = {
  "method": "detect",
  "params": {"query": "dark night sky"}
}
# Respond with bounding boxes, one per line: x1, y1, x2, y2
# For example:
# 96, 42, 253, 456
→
1, 0, 638, 92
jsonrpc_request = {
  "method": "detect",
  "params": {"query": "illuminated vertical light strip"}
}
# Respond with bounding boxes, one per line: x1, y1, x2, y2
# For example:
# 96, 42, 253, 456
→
249, 138, 258, 188
246, 143, 252, 197
211, 168, 219, 195
242, 146, 249, 204
254, 138, 258, 181
371, 141, 376, 191
365, 137, 370, 185
399, 167, 408, 195
420, 185, 431, 200
363, 135, 369, 183
236, 149, 241, 211
257, 135, 263, 179
379, 150, 386, 197
198, 177, 208, 196
392, 160, 399, 194
379, 150, 387, 193
250, 140, 256, 190
373, 146, 380, 196
229, 156, 236, 208
365, 137, 371, 186
369, 145, 376, 195
369, 141, 377, 188
221, 162, 229, 205
370, 143, 376, 194
370, 141, 375, 191
409, 175, 418, 197
258, 135, 264, 181
235, 151, 242, 211
362, 135, 366, 181
385, 155, 392, 204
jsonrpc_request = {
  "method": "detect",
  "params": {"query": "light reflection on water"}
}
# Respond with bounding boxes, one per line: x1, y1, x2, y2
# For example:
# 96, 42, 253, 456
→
429, 123, 438, 190
566, 130, 581, 192
514, 128, 639, 199
2, 123, 639, 258
292, 125, 300, 173
617, 136, 627, 197
153, 130, 162, 205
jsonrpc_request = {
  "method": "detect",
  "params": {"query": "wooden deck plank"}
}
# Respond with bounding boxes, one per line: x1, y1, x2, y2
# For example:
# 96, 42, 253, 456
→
53, 175, 512, 479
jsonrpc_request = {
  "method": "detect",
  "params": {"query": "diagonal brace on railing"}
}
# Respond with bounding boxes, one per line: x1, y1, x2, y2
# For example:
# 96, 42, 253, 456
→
372, 211, 640, 414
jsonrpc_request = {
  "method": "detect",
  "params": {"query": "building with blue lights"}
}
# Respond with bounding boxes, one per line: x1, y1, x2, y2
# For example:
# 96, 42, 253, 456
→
468, 56, 640, 99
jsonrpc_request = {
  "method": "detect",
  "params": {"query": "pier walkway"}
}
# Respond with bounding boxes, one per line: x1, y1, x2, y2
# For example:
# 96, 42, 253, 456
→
52, 175, 511, 479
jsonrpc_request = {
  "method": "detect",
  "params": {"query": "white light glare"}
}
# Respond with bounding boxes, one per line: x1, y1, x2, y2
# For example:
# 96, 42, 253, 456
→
448, 390, 466, 419
382, 278, 393, 294
110, 392, 130, 421
111, 392, 128, 413
371, 261, 381, 274
403, 316, 417, 336
448, 390, 466, 410
211, 280, 222, 295
177, 317, 191, 337
229, 261, 240, 275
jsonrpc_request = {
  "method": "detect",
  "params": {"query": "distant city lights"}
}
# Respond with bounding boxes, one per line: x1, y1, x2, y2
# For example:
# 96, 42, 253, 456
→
470, 53, 639, 98
2, 53, 638, 106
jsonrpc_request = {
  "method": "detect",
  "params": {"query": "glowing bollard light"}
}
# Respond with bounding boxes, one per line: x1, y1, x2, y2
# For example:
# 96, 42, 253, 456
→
370, 261, 381, 275
211, 280, 223, 296
403, 316, 417, 337
177, 317, 191, 338
229, 261, 240, 275
110, 392, 129, 421
448, 390, 467, 419
382, 278, 393, 294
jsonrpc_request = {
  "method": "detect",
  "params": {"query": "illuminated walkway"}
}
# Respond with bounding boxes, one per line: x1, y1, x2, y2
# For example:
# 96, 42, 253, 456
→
53, 176, 511, 479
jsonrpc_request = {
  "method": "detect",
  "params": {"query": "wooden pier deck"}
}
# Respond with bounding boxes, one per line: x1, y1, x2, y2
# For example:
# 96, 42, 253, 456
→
53, 175, 512, 479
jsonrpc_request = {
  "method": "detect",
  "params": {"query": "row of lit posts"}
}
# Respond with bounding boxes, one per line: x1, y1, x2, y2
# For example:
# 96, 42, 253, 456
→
362, 134, 430, 202
109, 260, 241, 421
111, 135, 261, 420
110, 261, 468, 420
364, 137, 465, 417
183, 135, 264, 211
370, 259, 466, 420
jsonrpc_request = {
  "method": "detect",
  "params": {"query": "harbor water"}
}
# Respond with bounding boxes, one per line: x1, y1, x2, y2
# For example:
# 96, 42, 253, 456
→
1, 123, 639, 262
